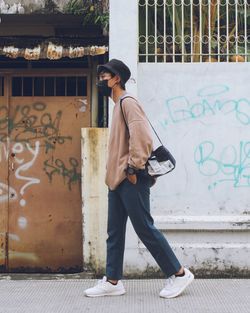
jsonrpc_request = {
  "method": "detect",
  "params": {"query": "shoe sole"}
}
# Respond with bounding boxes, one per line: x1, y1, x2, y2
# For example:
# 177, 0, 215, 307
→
84, 290, 126, 297
160, 274, 194, 299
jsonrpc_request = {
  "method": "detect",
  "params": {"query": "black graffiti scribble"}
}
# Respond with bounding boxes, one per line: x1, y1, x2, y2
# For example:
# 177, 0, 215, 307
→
0, 102, 72, 152
43, 157, 81, 190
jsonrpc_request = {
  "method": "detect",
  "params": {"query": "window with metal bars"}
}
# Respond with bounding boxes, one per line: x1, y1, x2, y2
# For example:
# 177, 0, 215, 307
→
139, 0, 250, 63
11, 76, 87, 97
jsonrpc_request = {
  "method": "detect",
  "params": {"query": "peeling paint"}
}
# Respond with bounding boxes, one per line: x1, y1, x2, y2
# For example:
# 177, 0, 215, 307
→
82, 128, 109, 274
232, 222, 250, 228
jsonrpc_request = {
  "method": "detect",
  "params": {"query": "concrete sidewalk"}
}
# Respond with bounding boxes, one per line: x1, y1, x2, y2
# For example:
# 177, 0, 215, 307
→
0, 277, 249, 313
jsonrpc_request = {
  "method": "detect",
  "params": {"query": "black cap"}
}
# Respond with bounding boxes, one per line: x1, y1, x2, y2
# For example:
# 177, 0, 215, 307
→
97, 59, 131, 85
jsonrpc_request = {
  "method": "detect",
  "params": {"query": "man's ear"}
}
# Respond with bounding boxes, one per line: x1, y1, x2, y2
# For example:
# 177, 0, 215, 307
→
114, 75, 121, 84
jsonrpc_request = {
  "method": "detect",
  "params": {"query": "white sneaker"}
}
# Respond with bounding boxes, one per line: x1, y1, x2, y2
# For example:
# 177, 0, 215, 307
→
84, 276, 126, 297
159, 268, 194, 299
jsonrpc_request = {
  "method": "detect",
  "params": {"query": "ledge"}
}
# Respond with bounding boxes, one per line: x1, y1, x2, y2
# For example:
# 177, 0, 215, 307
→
153, 215, 250, 231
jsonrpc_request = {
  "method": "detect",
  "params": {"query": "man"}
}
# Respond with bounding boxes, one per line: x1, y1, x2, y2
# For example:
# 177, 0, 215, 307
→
84, 59, 194, 298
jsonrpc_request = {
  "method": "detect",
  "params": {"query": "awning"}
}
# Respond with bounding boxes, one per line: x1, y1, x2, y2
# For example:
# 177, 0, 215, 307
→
0, 42, 108, 60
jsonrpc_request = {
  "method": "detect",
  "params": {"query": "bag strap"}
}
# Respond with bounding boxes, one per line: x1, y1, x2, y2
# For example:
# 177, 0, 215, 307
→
120, 96, 163, 145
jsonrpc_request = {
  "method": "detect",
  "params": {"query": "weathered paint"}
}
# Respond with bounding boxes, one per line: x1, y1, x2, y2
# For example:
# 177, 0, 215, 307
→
0, 71, 90, 272
81, 127, 108, 273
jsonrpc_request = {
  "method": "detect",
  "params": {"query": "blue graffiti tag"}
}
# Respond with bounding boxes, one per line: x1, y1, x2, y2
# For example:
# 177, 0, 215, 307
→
160, 85, 250, 128
194, 141, 250, 189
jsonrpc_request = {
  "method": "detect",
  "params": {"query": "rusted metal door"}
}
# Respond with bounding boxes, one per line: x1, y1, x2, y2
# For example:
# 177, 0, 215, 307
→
0, 71, 90, 272
0, 75, 8, 271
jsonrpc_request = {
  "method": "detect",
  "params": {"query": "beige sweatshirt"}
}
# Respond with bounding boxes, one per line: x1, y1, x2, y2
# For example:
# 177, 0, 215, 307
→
105, 94, 153, 190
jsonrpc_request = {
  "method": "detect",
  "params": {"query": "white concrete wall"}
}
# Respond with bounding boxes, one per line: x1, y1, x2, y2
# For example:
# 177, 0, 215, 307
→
80, 0, 250, 277
109, 0, 138, 97
137, 63, 250, 276
107, 0, 250, 277
81, 128, 108, 273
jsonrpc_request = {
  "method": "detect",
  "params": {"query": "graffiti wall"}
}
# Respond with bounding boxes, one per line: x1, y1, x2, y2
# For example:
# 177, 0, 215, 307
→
127, 63, 250, 275
0, 76, 89, 272
138, 63, 250, 216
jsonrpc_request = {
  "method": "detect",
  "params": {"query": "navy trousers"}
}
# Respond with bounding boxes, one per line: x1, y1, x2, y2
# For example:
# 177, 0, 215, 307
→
106, 171, 181, 280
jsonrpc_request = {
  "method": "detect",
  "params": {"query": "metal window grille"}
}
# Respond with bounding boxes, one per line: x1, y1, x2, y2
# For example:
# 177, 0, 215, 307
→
139, 0, 250, 63
11, 76, 87, 97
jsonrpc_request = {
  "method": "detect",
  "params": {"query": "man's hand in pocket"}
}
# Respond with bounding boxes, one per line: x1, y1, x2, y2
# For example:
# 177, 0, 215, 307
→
125, 166, 138, 184
127, 173, 137, 184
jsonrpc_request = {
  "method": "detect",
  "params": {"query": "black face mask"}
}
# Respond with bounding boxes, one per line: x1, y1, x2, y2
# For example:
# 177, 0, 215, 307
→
97, 79, 112, 97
